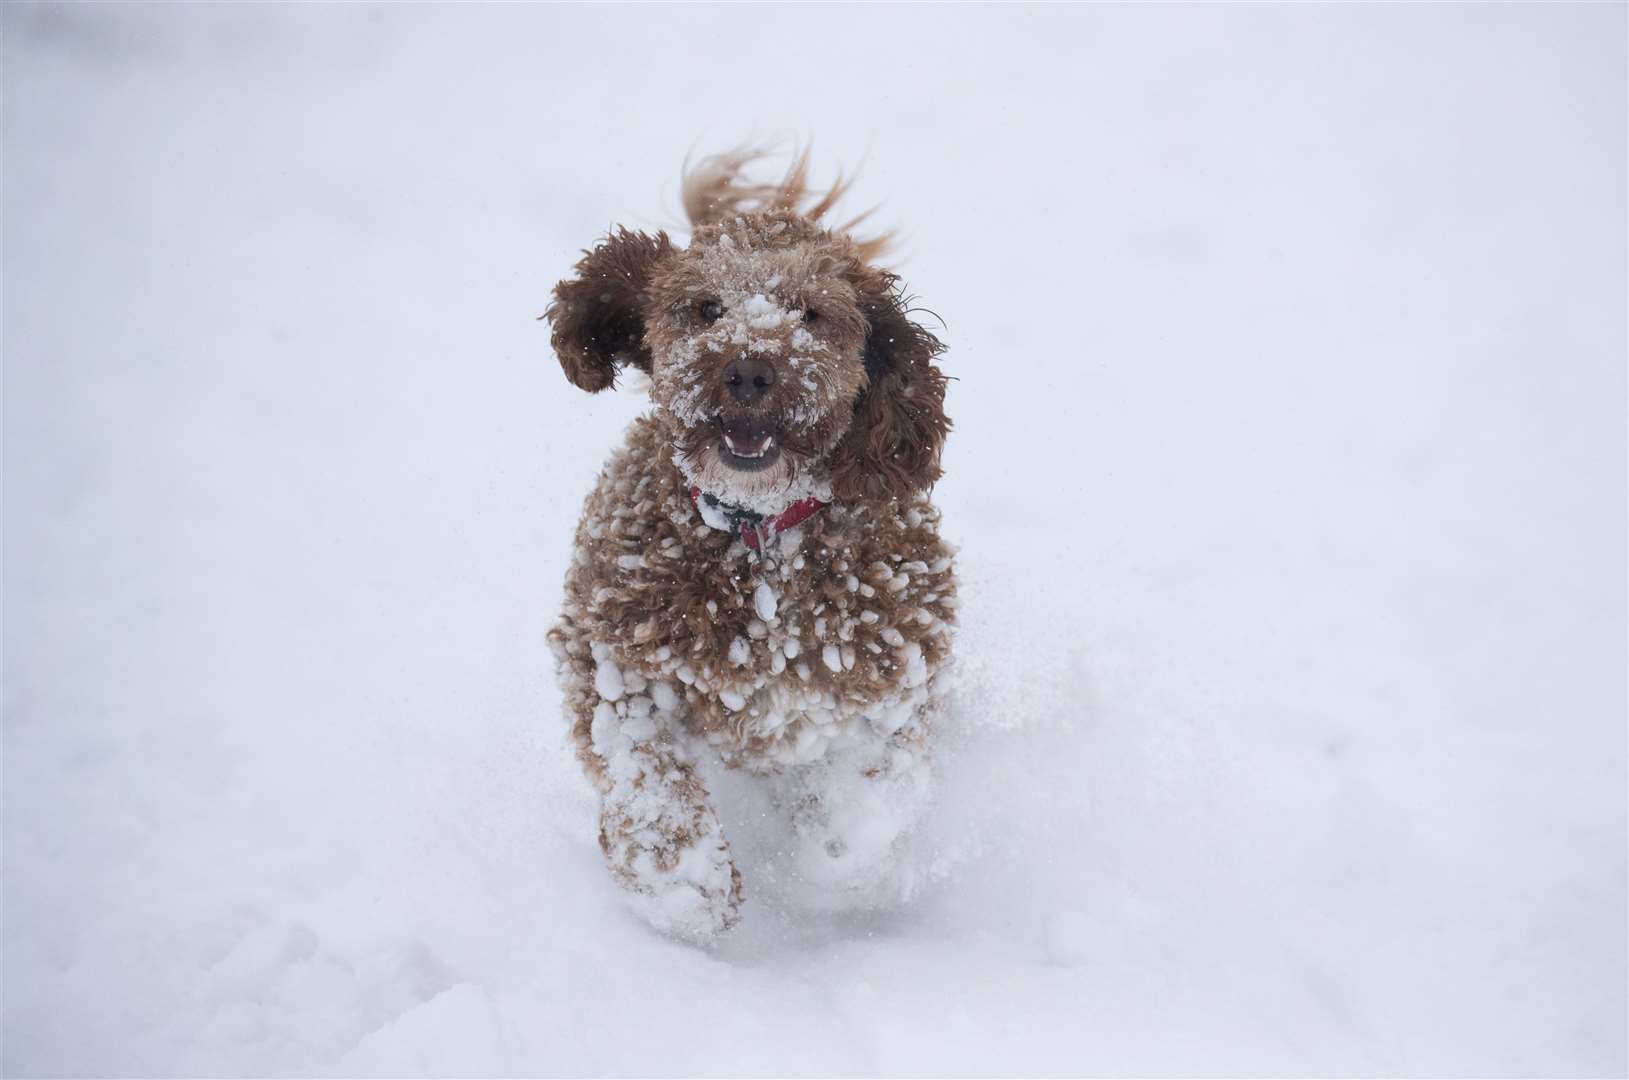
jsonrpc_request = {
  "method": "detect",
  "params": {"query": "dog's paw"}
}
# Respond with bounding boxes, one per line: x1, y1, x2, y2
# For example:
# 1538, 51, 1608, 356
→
776, 740, 933, 911
598, 757, 743, 942
621, 831, 743, 943
784, 811, 920, 912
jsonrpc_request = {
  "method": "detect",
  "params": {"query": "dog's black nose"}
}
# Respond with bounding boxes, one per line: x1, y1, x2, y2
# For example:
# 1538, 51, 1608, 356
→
725, 356, 775, 405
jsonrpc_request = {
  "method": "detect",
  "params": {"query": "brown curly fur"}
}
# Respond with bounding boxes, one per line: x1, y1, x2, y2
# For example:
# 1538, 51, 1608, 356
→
552, 421, 955, 769
543, 148, 955, 938
679, 144, 894, 261
547, 227, 674, 390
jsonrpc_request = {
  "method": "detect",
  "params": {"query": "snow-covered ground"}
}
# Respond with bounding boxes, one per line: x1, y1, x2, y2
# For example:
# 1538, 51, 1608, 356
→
5, 4, 1624, 1076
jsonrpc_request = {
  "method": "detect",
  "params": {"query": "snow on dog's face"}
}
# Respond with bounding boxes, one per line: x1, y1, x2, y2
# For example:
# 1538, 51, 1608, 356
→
641, 214, 869, 511
547, 188, 949, 508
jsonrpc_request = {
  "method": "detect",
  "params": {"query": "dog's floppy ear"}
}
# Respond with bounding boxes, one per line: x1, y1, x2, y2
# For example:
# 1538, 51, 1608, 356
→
828, 268, 951, 502
545, 227, 673, 392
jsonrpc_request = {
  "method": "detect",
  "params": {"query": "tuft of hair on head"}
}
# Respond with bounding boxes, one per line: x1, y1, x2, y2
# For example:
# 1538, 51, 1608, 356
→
679, 144, 895, 262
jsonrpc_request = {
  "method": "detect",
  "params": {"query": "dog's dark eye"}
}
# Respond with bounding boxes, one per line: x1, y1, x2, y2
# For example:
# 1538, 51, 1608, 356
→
802, 308, 819, 324
699, 300, 724, 323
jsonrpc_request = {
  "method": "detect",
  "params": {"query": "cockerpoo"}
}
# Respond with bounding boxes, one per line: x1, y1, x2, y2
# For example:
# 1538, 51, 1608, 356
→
545, 148, 956, 941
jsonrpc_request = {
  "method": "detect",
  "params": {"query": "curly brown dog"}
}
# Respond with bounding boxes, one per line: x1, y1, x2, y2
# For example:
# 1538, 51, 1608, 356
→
545, 149, 956, 940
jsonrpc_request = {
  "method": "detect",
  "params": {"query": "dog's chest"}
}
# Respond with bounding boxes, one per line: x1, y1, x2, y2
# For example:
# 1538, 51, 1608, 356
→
691, 550, 929, 766
582, 498, 956, 769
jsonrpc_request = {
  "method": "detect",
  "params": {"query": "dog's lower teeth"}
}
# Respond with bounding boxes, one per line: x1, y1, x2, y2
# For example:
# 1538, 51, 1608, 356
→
724, 434, 772, 459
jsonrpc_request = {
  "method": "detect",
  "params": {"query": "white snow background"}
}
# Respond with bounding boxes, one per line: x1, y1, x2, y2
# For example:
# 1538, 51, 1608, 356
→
4, 4, 1625, 1076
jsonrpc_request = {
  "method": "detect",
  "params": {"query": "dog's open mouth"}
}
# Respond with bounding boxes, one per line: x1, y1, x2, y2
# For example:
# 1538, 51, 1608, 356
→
717, 413, 782, 472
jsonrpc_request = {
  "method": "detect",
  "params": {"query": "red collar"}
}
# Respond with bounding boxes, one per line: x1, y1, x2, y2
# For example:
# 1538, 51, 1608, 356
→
689, 486, 828, 549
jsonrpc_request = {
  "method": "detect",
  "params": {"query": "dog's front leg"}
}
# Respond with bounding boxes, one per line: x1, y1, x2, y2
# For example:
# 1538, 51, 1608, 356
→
777, 714, 935, 909
563, 640, 742, 941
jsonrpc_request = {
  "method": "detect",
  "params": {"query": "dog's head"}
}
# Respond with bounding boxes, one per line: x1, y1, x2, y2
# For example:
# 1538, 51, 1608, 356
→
545, 149, 948, 507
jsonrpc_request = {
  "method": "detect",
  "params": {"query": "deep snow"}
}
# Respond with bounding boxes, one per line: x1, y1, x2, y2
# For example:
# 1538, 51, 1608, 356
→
4, 4, 1625, 1076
